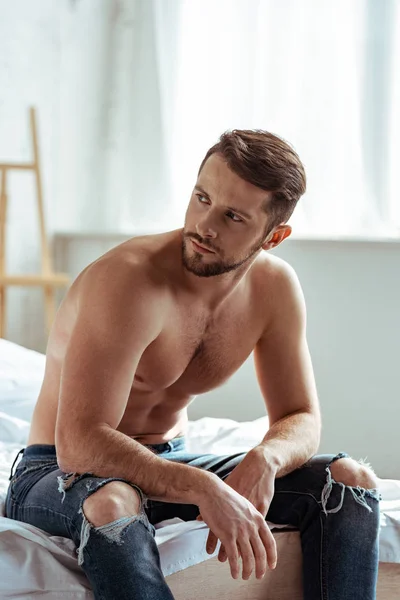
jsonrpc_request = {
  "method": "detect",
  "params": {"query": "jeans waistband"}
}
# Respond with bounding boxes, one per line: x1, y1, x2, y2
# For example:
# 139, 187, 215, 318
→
23, 445, 58, 458
22, 436, 186, 458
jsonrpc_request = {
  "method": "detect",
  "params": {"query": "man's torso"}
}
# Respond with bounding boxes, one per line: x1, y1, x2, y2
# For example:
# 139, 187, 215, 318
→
27, 228, 279, 446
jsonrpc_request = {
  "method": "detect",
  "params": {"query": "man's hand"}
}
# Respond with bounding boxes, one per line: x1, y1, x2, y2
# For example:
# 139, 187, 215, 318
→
196, 447, 277, 578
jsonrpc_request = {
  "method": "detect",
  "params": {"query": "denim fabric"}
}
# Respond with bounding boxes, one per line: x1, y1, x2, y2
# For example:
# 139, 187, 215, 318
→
5, 438, 381, 600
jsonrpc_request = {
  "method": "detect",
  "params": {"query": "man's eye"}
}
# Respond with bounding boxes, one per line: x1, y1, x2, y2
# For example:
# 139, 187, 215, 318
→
196, 195, 242, 222
226, 211, 243, 223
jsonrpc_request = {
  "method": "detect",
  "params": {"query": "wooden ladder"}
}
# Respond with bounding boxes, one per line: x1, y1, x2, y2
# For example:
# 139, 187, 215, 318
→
0, 107, 70, 339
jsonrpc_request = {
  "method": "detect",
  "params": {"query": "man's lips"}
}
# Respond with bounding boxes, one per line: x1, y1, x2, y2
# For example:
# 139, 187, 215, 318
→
191, 239, 215, 253
190, 239, 215, 253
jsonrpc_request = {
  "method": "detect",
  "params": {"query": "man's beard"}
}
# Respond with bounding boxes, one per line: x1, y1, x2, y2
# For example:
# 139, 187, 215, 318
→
181, 232, 267, 278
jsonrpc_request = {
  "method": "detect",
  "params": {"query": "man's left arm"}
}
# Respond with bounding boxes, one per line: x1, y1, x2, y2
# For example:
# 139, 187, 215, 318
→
253, 260, 321, 478
199, 261, 322, 560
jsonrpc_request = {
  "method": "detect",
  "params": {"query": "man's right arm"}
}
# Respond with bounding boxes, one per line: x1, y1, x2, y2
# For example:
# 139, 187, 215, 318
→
56, 257, 277, 580
55, 257, 221, 505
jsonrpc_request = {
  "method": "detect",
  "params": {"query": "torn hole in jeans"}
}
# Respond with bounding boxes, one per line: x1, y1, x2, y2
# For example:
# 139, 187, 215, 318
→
321, 452, 382, 515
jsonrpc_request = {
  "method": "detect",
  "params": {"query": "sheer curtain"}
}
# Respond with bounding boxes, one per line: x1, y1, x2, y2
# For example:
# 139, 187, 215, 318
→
152, 0, 400, 238
56, 0, 400, 238
56, 0, 174, 233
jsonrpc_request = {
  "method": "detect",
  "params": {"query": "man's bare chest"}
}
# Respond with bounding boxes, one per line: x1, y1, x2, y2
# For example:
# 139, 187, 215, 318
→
131, 296, 266, 397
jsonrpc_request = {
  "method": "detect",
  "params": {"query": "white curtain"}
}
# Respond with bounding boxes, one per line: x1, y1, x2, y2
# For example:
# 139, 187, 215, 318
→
56, 0, 174, 233
152, 0, 400, 238
56, 0, 400, 238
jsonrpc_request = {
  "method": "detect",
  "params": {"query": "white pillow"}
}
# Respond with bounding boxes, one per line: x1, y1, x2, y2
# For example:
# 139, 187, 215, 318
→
0, 339, 45, 422
0, 412, 30, 445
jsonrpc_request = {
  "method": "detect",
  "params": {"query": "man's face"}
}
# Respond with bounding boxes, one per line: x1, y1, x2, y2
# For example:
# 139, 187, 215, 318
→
182, 153, 272, 278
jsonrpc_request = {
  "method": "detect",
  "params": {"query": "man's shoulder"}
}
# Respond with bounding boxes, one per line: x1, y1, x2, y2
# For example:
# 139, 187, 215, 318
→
61, 241, 170, 342
78, 230, 177, 291
77, 249, 149, 290
254, 254, 305, 333
255, 252, 300, 290
69, 240, 170, 317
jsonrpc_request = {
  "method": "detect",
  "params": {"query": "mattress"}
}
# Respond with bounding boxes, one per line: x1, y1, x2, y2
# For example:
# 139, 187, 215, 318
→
1, 339, 400, 599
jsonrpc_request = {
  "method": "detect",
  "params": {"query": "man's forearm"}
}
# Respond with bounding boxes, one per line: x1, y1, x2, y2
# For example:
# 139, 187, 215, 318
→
57, 426, 220, 505
257, 411, 321, 478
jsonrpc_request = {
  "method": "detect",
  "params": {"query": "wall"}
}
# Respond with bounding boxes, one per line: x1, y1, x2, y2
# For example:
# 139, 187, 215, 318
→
0, 0, 62, 350
0, 0, 171, 349
54, 233, 400, 479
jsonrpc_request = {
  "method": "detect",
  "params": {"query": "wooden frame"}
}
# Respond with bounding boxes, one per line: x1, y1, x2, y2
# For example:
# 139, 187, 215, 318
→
166, 530, 400, 599
0, 107, 70, 338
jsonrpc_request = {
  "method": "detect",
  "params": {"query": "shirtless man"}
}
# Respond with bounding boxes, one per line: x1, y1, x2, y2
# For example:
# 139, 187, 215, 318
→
6, 130, 381, 600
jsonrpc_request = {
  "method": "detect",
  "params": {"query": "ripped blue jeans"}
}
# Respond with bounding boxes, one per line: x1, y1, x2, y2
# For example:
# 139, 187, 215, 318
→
5, 438, 381, 600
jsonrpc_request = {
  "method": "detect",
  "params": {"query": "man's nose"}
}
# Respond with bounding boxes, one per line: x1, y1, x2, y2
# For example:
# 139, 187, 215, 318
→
196, 214, 217, 239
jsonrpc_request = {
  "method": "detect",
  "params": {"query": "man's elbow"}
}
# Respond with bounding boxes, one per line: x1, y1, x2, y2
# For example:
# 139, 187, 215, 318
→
311, 411, 322, 450
55, 424, 86, 473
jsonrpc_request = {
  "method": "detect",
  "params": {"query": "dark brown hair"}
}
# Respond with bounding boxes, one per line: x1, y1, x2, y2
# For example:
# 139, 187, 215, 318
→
198, 129, 306, 234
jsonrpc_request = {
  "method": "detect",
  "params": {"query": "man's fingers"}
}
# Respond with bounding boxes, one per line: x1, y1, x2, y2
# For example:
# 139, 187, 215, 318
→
206, 530, 218, 554
250, 534, 268, 579
198, 513, 275, 577
197, 515, 222, 556
218, 544, 227, 562
259, 524, 277, 569
238, 539, 255, 580
221, 533, 272, 578
224, 539, 240, 579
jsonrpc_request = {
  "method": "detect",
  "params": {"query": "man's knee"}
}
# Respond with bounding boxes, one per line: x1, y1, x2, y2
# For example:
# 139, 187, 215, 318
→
330, 457, 379, 490
83, 481, 142, 528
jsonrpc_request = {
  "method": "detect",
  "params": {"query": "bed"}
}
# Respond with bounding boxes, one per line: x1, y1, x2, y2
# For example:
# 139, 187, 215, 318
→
1, 338, 399, 599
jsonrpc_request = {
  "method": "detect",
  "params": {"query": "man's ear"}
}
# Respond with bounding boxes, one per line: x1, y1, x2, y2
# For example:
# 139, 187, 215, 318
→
261, 225, 292, 251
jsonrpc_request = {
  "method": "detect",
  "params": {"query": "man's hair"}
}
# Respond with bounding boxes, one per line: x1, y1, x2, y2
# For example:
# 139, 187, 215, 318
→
198, 129, 306, 235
